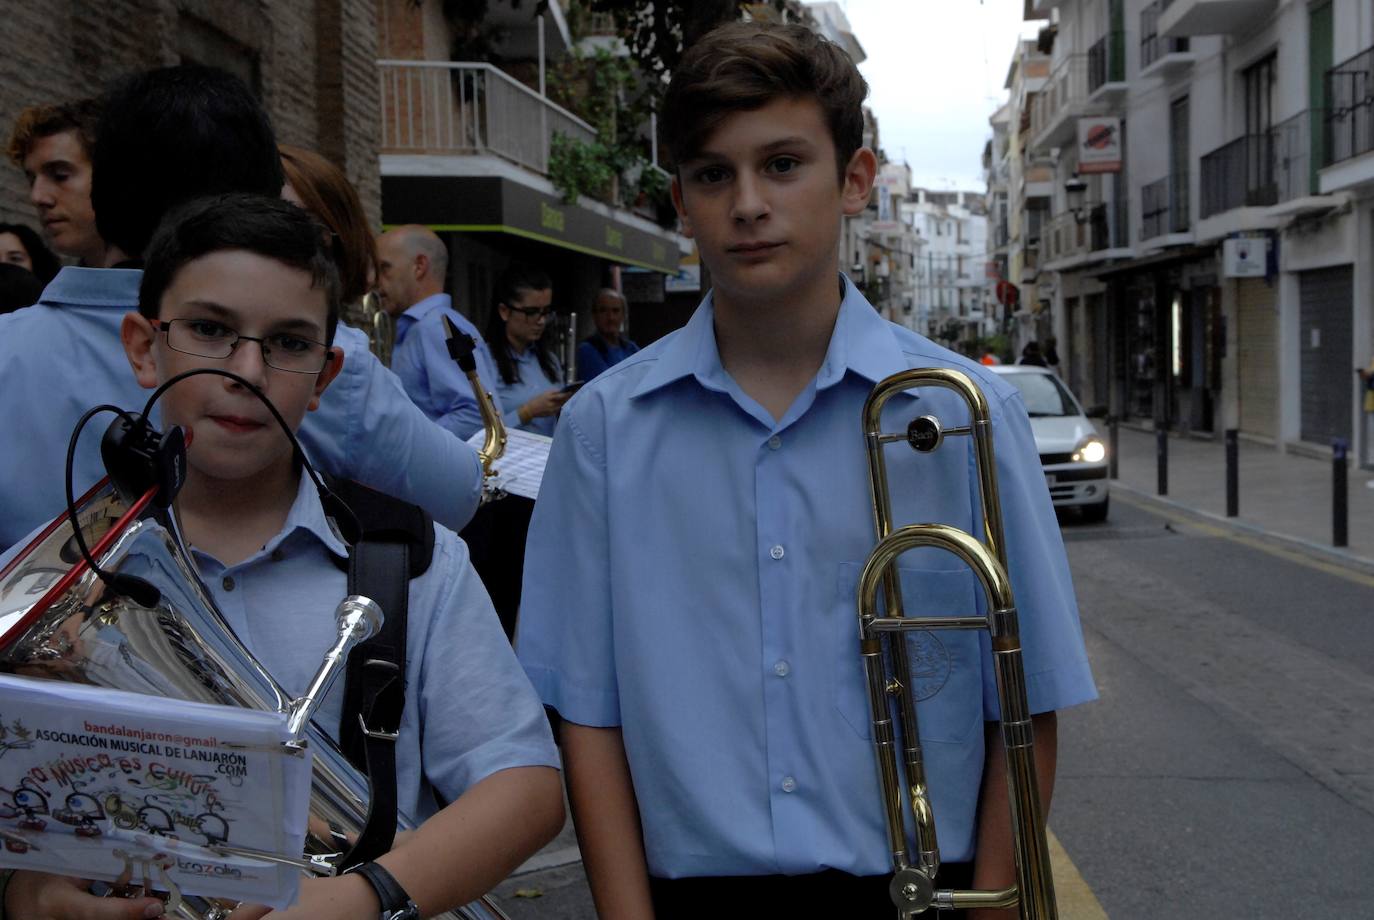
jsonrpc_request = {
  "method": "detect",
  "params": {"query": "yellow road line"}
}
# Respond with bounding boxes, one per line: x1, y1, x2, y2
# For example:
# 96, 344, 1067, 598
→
1114, 491, 1374, 590
1049, 827, 1109, 919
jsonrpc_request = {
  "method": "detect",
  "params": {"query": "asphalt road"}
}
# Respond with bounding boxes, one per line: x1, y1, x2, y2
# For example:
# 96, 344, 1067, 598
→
1053, 495, 1374, 919
489, 495, 1374, 918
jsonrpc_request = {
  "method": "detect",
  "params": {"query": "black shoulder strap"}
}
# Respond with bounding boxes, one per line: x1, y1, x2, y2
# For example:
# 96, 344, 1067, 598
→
320, 478, 433, 869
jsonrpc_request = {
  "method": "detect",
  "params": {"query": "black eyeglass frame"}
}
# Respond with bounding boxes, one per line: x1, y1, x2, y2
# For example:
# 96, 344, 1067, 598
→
150, 318, 332, 375
505, 305, 555, 320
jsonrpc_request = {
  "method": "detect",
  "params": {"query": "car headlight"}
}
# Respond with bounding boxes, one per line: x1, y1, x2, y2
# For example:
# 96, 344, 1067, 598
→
1072, 438, 1106, 463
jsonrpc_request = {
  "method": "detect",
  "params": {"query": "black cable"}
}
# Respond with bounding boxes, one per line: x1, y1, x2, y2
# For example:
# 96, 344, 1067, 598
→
63, 369, 360, 608
137, 367, 360, 539
64, 406, 138, 595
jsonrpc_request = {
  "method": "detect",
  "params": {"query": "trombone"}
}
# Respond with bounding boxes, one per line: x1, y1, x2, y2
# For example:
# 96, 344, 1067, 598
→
859, 367, 1056, 919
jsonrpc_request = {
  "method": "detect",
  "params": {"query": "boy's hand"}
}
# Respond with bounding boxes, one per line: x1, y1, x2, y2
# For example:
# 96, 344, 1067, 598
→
5, 871, 164, 919
227, 873, 377, 920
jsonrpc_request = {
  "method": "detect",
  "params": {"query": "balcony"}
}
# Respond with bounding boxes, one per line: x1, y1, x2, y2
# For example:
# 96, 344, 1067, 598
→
1087, 31, 1127, 104
1200, 111, 1315, 221
1140, 172, 1191, 242
1140, 1, 1194, 79
378, 60, 595, 176
1324, 46, 1374, 167
1043, 200, 1129, 270
1157, 0, 1276, 38
1029, 54, 1091, 152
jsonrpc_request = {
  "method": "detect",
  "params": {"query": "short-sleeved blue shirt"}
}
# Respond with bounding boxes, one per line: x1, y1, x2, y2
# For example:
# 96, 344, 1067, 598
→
516, 276, 1096, 878
391, 293, 505, 442
0, 268, 483, 551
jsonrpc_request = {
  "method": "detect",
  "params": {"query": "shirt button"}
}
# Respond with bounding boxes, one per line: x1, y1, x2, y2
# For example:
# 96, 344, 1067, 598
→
767, 435, 782, 450
781, 776, 797, 793
221, 576, 235, 592
769, 545, 785, 560
773, 660, 790, 677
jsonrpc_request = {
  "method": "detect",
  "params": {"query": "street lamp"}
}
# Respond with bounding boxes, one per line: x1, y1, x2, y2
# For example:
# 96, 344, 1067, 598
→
1065, 173, 1089, 224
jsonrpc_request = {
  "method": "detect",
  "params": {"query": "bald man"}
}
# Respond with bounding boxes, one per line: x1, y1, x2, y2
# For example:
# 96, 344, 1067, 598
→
379, 224, 503, 441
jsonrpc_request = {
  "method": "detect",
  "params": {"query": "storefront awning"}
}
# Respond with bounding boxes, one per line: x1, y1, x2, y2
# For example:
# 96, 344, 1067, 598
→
383, 175, 680, 274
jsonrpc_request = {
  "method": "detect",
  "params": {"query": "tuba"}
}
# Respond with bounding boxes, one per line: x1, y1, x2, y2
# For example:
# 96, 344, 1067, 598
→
0, 475, 512, 920
858, 368, 1056, 919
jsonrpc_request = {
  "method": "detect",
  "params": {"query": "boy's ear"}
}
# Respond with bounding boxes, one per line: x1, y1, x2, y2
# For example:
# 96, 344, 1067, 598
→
670, 174, 694, 239
307, 347, 346, 413
840, 147, 879, 218
121, 312, 162, 390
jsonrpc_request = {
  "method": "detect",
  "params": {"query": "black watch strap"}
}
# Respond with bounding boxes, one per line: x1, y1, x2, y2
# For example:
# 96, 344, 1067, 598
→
344, 860, 419, 919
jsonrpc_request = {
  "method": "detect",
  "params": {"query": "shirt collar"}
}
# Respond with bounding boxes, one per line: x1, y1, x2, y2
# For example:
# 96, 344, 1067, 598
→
400, 292, 451, 322
262, 471, 350, 559
631, 274, 909, 399
39, 265, 142, 308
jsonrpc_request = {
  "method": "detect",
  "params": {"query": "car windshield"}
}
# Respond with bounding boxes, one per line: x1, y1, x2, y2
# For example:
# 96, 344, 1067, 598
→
1001, 372, 1080, 417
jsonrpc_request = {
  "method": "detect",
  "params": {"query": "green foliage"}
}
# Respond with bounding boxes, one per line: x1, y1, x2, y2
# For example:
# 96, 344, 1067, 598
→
548, 133, 616, 204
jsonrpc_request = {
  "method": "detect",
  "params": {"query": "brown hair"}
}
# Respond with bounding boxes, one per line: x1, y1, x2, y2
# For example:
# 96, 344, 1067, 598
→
661, 22, 868, 180
279, 144, 377, 305
6, 98, 103, 169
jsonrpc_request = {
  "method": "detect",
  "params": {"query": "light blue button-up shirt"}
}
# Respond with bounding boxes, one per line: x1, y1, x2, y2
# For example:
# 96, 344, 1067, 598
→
190, 474, 559, 820
391, 293, 505, 442
493, 345, 564, 437
517, 276, 1096, 878
0, 268, 483, 553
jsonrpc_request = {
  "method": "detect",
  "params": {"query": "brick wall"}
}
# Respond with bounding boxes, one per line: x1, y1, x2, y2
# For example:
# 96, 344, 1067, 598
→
0, 0, 382, 237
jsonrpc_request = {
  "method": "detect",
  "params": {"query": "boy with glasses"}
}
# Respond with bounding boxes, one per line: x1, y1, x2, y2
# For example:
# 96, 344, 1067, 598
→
3, 192, 563, 920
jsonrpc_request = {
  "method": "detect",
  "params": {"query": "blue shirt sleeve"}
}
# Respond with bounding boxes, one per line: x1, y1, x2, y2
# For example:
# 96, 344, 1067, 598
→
576, 341, 609, 381
516, 408, 620, 726
298, 324, 483, 533
418, 527, 561, 799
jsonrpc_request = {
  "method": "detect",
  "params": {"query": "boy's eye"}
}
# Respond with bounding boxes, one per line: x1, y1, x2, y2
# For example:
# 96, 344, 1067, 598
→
694, 166, 729, 185
185, 319, 234, 341
768, 156, 800, 175
268, 333, 314, 354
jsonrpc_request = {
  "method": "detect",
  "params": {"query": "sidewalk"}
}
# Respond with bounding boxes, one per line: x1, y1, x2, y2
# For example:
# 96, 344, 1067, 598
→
1110, 426, 1374, 570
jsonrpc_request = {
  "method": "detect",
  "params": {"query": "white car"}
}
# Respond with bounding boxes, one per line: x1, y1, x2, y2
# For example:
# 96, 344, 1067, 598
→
989, 365, 1110, 522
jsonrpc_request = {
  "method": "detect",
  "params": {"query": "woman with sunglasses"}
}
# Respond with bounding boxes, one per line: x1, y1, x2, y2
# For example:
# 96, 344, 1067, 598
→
485, 263, 571, 436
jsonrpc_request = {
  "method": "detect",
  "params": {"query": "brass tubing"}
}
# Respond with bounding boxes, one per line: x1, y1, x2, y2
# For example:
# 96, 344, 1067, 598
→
860, 366, 1058, 918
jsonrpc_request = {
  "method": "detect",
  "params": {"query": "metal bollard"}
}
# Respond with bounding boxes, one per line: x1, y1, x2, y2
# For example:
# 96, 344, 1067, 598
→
1108, 415, 1119, 480
1334, 437, 1349, 548
1156, 427, 1168, 496
1225, 428, 1239, 518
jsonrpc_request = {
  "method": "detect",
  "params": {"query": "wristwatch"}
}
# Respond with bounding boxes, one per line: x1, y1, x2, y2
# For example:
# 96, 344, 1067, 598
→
343, 860, 421, 920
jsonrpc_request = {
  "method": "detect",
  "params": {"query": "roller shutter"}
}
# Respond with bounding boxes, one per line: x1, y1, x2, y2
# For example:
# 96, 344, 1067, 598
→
1299, 266, 1353, 445
1236, 278, 1277, 440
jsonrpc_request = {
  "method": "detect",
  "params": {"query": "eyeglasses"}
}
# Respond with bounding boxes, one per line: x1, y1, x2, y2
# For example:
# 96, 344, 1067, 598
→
151, 318, 331, 374
508, 306, 554, 320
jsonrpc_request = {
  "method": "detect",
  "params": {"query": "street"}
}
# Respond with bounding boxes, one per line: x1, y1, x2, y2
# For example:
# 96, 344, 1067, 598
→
491, 494, 1374, 919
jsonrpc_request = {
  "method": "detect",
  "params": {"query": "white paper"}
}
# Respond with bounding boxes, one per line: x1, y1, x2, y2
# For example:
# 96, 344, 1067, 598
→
0, 674, 312, 909
467, 428, 552, 500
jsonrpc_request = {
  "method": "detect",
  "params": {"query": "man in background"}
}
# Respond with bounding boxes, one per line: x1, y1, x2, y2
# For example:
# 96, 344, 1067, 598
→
576, 287, 639, 381
7, 99, 109, 268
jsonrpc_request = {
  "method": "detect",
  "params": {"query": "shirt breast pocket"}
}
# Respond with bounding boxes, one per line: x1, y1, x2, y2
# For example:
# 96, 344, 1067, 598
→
834, 560, 986, 746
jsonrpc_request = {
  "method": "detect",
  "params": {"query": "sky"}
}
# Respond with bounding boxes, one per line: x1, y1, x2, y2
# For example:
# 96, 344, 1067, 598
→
836, 0, 1044, 192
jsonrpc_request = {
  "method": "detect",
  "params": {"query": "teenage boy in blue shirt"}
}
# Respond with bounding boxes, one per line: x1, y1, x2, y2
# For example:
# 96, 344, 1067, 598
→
516, 21, 1096, 919
4, 194, 563, 920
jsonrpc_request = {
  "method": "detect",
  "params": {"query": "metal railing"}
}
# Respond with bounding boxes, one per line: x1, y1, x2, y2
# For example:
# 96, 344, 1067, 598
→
378, 60, 596, 174
1140, 172, 1190, 239
1141, 1, 1190, 70
1029, 55, 1090, 142
1324, 44, 1374, 165
1200, 111, 1314, 218
1088, 31, 1126, 94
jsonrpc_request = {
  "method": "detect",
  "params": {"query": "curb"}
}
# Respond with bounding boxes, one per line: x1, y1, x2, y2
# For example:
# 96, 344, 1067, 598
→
1111, 480, 1374, 578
